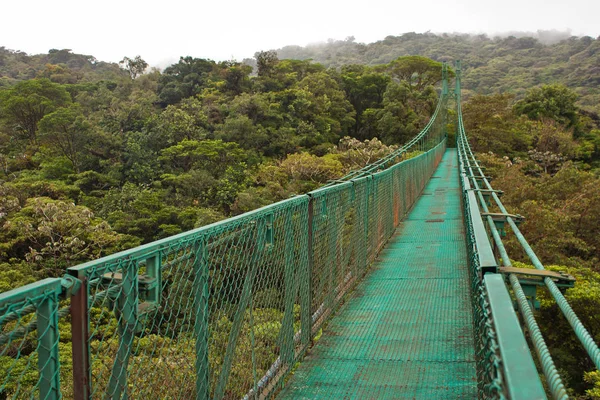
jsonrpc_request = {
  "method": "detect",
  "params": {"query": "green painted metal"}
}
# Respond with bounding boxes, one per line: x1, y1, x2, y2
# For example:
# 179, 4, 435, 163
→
509, 274, 568, 399
0, 278, 65, 400
214, 218, 266, 400
36, 286, 62, 400
483, 274, 546, 400
456, 60, 600, 399
327, 63, 449, 185
2, 66, 506, 399
279, 149, 476, 398
107, 260, 137, 399
3, 60, 585, 400
194, 239, 209, 400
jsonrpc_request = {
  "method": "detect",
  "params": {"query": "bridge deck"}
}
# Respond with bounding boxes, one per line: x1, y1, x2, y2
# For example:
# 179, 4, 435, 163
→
278, 149, 477, 399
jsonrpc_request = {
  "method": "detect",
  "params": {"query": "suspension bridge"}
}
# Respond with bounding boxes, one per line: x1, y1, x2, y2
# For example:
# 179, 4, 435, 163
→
1, 62, 598, 400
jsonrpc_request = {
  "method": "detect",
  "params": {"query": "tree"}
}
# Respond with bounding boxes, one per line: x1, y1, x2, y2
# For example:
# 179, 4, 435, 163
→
340, 65, 390, 139
331, 136, 397, 172
96, 184, 198, 242
159, 139, 248, 175
514, 84, 581, 135
219, 62, 252, 95
158, 57, 216, 105
384, 56, 449, 91
1, 197, 131, 277
0, 78, 71, 143
119, 56, 148, 79
461, 94, 532, 156
279, 152, 342, 184
375, 81, 421, 144
38, 105, 93, 172
255, 50, 279, 77
290, 71, 356, 144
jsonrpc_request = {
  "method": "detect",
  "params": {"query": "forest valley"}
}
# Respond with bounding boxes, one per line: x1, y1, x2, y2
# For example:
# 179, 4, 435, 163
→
1, 33, 600, 397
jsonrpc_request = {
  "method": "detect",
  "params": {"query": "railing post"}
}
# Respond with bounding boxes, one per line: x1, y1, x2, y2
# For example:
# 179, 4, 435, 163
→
107, 261, 138, 399
301, 197, 314, 347
69, 272, 91, 400
351, 183, 362, 279
214, 220, 265, 400
366, 176, 374, 263
281, 209, 296, 366
326, 197, 336, 311
145, 254, 161, 304
387, 173, 394, 237
37, 289, 61, 399
194, 238, 209, 400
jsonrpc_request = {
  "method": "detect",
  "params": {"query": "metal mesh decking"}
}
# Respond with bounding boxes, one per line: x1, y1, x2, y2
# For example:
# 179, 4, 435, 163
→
278, 149, 477, 399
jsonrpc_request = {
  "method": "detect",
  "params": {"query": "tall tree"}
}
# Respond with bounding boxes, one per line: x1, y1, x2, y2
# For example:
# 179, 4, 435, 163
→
255, 50, 279, 77
0, 78, 71, 143
514, 84, 581, 135
158, 56, 216, 105
384, 56, 449, 91
38, 105, 92, 173
119, 55, 148, 79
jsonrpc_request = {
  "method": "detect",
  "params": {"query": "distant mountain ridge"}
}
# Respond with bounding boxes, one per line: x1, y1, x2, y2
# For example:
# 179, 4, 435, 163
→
275, 32, 600, 114
2, 31, 599, 114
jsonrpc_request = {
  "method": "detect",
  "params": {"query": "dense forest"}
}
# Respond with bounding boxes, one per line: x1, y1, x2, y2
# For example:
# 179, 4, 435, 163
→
275, 32, 600, 114
1, 32, 600, 397
0, 48, 445, 291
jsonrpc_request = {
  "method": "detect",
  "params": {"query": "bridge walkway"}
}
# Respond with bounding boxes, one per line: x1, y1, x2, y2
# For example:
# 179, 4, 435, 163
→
278, 149, 477, 399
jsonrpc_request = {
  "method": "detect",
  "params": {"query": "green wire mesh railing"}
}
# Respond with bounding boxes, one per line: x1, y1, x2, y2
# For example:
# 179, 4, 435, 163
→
325, 64, 450, 186
456, 60, 600, 400
0, 70, 449, 400
0, 278, 74, 400
457, 102, 506, 398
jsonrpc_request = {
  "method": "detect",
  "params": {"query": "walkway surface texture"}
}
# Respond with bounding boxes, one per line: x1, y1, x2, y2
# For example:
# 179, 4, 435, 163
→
279, 149, 477, 399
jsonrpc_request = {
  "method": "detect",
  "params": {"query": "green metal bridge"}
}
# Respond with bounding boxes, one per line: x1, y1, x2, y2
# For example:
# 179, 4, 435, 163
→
1, 62, 599, 399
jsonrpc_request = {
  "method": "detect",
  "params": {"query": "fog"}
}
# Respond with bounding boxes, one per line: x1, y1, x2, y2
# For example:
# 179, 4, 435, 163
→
0, 0, 598, 67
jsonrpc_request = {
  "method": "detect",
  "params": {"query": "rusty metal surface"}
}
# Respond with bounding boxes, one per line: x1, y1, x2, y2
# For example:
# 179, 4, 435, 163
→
278, 150, 477, 399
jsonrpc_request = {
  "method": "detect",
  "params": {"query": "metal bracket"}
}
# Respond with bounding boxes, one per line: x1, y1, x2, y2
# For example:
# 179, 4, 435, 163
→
499, 267, 575, 286
466, 175, 491, 180
500, 267, 575, 310
468, 189, 504, 206
265, 212, 274, 249
61, 275, 82, 296
481, 213, 525, 236
102, 272, 159, 313
466, 175, 493, 187
473, 189, 503, 195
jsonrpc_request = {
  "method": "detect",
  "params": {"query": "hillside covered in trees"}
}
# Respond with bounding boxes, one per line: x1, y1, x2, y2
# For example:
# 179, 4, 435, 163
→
1, 32, 600, 397
275, 32, 600, 114
0, 48, 445, 291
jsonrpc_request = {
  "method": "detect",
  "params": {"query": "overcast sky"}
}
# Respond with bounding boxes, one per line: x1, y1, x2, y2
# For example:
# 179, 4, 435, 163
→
2, 0, 598, 68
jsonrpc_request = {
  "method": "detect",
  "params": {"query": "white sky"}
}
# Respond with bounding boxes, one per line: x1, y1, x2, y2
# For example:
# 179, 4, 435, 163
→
2, 0, 599, 68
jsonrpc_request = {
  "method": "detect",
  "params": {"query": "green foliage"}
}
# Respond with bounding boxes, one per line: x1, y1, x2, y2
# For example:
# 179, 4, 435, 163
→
276, 33, 600, 115
157, 57, 217, 105
462, 94, 531, 155
38, 104, 93, 172
514, 85, 581, 135
119, 56, 148, 79
0, 78, 71, 143
0, 48, 439, 282
0, 197, 132, 278
384, 56, 451, 91
527, 262, 600, 395
585, 370, 600, 399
